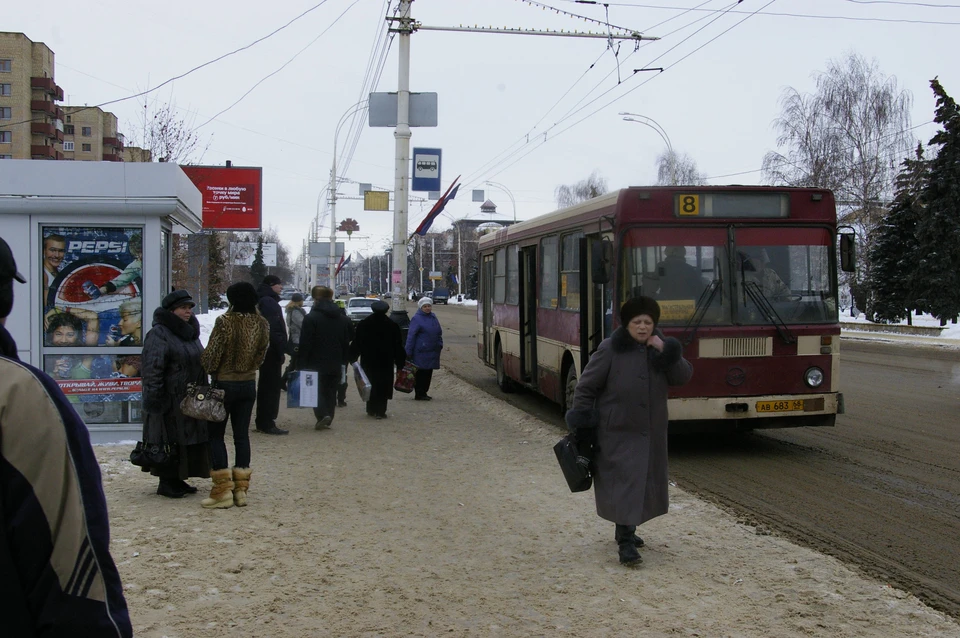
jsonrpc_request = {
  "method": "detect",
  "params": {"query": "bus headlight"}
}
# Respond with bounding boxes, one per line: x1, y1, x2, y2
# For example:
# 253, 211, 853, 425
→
804, 367, 824, 388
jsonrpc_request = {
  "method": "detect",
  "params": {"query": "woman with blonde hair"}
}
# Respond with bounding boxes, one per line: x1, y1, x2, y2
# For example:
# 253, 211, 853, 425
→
200, 282, 270, 508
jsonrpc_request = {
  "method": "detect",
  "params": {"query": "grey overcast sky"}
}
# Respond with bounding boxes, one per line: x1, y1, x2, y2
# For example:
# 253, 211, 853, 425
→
7, 0, 959, 261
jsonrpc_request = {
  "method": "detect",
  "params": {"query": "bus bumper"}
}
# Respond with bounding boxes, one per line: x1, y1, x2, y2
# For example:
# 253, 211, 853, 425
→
667, 393, 840, 432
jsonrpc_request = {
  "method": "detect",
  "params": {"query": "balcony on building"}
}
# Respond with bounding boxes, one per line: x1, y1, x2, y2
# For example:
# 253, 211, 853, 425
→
31, 145, 63, 160
30, 100, 57, 116
30, 77, 64, 100
103, 136, 124, 150
102, 153, 122, 162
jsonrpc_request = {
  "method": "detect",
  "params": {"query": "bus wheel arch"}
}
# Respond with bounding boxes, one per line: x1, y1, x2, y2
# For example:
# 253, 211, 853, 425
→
495, 335, 515, 393
561, 354, 577, 414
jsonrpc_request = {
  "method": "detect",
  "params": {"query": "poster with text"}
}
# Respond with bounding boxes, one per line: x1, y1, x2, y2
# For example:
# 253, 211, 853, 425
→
41, 226, 143, 348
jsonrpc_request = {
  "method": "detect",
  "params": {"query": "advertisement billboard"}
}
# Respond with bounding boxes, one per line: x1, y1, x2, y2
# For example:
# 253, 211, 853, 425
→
180, 165, 263, 231
230, 242, 277, 266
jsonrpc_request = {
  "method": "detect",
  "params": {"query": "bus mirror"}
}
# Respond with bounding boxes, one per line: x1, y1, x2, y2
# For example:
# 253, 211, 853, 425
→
592, 239, 612, 284
839, 233, 856, 272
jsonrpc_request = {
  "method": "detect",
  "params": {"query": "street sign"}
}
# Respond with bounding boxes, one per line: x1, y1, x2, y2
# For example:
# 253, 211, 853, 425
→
364, 190, 389, 211
412, 147, 441, 192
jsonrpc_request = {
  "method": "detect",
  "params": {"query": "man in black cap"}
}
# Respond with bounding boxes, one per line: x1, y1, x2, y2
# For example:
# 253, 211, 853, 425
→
0, 237, 133, 636
255, 275, 288, 434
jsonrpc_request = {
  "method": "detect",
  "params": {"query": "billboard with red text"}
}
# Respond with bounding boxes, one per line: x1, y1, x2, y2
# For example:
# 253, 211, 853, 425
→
180, 165, 263, 230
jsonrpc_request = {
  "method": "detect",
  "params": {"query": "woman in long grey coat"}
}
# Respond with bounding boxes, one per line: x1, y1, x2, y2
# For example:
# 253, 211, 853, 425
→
566, 296, 692, 565
140, 290, 210, 498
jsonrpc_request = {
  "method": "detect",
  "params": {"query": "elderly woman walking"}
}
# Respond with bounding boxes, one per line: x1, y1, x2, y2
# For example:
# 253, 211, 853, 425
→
406, 296, 443, 401
200, 282, 270, 509
140, 290, 211, 498
566, 296, 692, 566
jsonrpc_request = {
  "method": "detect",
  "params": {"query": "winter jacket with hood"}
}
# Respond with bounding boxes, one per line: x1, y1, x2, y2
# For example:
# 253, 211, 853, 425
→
405, 308, 443, 369
299, 299, 351, 375
256, 282, 287, 364
0, 327, 133, 636
567, 327, 692, 526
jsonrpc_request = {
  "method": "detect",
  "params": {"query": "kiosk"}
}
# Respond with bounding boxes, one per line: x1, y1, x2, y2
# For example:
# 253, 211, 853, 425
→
0, 160, 202, 443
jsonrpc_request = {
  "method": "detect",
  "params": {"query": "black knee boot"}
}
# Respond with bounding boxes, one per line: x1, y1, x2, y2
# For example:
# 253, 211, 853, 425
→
615, 524, 641, 565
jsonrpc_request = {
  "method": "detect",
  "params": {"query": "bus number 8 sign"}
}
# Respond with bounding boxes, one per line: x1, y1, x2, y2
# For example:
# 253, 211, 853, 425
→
678, 194, 700, 216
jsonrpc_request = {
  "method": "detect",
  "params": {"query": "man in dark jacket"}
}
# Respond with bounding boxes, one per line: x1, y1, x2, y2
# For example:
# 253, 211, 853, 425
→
0, 238, 133, 637
299, 286, 350, 429
255, 275, 289, 435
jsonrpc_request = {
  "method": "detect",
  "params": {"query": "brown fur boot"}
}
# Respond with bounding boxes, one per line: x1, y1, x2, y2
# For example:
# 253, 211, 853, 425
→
201, 468, 235, 509
232, 467, 252, 507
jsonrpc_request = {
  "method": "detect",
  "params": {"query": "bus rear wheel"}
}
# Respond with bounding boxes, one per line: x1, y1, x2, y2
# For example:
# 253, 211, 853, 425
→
495, 342, 515, 393
562, 364, 577, 414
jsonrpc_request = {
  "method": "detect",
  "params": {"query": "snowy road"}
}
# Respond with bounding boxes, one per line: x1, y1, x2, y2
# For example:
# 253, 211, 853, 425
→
434, 304, 960, 620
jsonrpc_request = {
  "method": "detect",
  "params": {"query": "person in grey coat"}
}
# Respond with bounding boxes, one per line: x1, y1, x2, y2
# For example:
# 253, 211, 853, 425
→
566, 296, 692, 566
140, 290, 211, 498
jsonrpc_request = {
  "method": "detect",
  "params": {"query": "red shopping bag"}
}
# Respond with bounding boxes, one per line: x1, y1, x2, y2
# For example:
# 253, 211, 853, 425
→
393, 360, 418, 393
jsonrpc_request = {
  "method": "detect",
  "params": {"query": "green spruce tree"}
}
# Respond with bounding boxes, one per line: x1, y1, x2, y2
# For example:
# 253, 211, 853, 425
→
207, 233, 229, 309
249, 235, 267, 285
915, 78, 960, 323
868, 143, 929, 323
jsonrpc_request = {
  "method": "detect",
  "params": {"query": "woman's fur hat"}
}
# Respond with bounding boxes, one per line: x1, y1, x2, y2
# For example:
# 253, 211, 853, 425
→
227, 282, 259, 313
620, 295, 660, 327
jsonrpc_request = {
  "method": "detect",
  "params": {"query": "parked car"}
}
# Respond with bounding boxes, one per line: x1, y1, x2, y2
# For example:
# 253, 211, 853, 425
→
430, 287, 450, 304
345, 296, 378, 322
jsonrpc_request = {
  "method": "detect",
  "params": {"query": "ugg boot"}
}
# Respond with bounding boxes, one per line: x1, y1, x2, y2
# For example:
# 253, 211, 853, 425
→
232, 467, 252, 507
201, 468, 235, 509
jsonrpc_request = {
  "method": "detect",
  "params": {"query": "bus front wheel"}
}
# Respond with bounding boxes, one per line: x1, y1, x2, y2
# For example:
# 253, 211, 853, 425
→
496, 342, 515, 393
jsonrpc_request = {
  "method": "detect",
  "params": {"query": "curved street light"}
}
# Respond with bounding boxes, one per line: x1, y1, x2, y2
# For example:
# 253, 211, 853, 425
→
619, 112, 676, 185
328, 100, 370, 288
484, 180, 517, 222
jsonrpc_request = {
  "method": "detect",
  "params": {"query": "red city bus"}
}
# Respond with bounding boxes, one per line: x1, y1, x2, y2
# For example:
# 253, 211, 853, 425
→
476, 186, 855, 432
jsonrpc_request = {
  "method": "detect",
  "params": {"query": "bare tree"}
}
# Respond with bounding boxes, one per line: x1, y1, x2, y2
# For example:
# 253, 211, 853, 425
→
125, 97, 211, 164
762, 53, 914, 312
555, 171, 608, 208
656, 149, 707, 186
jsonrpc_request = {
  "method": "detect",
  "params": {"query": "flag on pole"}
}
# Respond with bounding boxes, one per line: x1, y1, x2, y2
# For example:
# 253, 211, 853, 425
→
335, 253, 351, 276
410, 176, 461, 240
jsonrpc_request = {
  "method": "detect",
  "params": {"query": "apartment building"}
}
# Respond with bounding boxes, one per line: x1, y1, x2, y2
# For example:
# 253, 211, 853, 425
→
0, 32, 64, 160
61, 105, 124, 161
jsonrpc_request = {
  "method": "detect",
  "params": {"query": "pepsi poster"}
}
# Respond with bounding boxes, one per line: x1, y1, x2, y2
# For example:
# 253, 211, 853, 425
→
41, 226, 143, 347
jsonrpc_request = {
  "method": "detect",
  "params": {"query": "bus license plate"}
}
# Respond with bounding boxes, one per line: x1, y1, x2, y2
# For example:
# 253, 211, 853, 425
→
756, 399, 805, 413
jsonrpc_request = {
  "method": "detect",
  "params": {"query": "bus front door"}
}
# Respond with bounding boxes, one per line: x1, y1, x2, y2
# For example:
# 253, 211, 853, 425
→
520, 246, 538, 384
481, 254, 494, 364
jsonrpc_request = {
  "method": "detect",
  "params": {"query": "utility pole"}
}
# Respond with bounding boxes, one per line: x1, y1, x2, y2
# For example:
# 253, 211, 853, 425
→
389, 0, 414, 330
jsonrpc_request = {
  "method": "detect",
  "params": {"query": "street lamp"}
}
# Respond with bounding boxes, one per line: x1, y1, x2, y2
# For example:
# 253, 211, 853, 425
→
484, 181, 516, 222
619, 112, 676, 185
328, 100, 369, 288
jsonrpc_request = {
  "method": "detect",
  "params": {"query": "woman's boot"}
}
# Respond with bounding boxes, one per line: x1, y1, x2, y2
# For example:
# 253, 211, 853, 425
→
615, 524, 642, 565
201, 469, 235, 509
232, 467, 252, 507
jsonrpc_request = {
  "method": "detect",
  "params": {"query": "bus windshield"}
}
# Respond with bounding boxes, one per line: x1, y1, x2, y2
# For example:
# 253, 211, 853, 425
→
621, 227, 838, 326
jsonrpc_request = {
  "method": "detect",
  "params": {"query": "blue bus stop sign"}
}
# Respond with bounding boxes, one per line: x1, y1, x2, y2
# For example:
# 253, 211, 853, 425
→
412, 148, 441, 192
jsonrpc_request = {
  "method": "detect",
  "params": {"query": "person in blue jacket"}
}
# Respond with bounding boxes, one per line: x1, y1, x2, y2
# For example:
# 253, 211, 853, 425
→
0, 237, 132, 637
405, 296, 443, 400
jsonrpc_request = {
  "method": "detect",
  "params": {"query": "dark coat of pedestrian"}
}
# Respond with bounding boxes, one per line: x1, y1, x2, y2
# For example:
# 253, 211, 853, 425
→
566, 296, 692, 566
299, 286, 350, 429
350, 300, 406, 418
405, 297, 443, 400
200, 281, 270, 509
140, 290, 211, 498
254, 275, 288, 435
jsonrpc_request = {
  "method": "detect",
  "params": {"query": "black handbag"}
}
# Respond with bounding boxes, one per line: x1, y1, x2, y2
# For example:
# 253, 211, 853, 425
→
129, 440, 179, 471
553, 434, 593, 493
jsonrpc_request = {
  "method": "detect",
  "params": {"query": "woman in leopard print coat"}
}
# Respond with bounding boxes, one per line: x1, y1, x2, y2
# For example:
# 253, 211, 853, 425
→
199, 282, 270, 509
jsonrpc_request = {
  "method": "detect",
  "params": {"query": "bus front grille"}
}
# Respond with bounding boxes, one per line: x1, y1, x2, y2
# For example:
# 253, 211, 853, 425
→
699, 337, 773, 358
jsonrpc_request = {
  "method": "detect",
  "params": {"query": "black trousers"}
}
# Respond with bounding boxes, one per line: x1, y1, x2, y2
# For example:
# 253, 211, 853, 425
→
414, 368, 434, 398
255, 357, 283, 429
311, 373, 341, 422
208, 380, 256, 470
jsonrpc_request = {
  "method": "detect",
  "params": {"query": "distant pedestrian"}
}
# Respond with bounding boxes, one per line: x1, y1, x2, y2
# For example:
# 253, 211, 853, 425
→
350, 300, 406, 419
406, 297, 443, 400
201, 282, 270, 509
254, 275, 288, 435
283, 292, 307, 387
566, 296, 692, 566
0, 237, 133, 636
299, 286, 350, 430
140, 290, 211, 498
